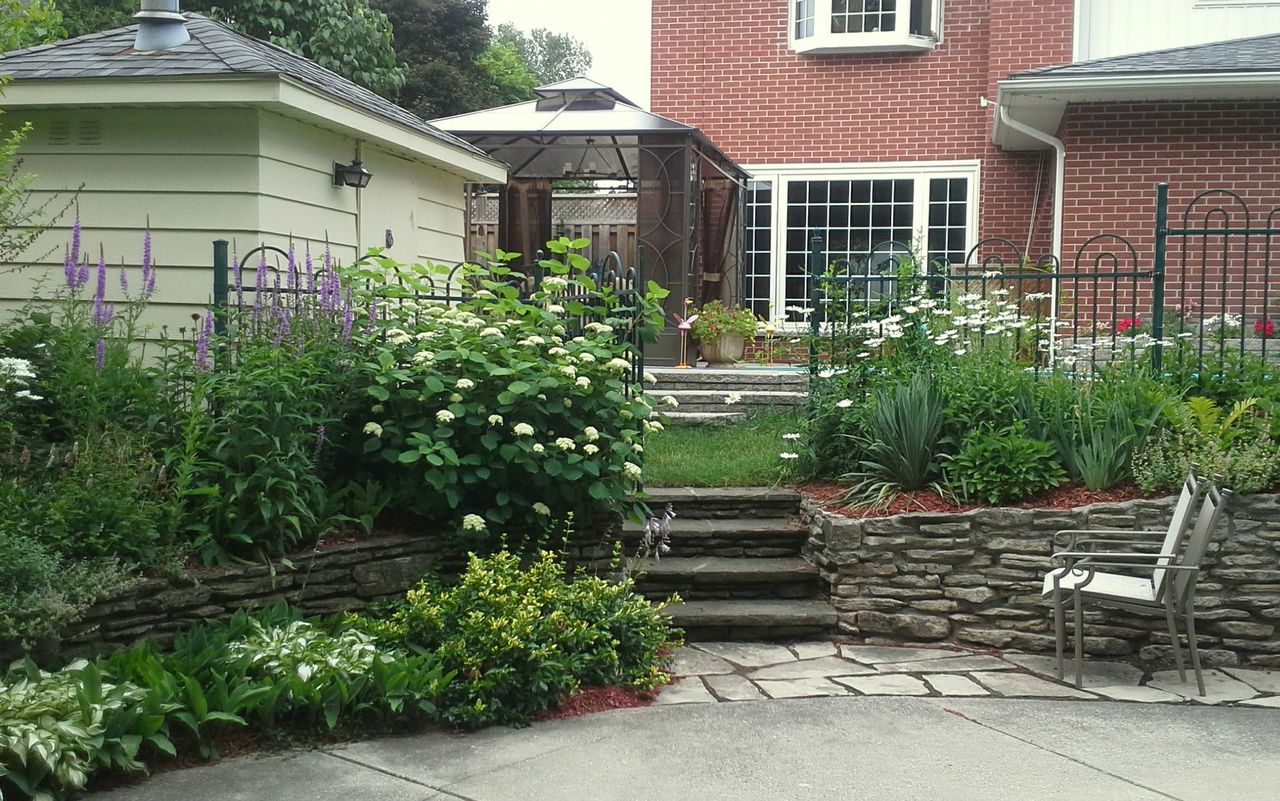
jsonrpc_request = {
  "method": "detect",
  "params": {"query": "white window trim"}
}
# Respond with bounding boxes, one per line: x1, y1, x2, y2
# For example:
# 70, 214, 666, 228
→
789, 0, 944, 54
742, 159, 980, 329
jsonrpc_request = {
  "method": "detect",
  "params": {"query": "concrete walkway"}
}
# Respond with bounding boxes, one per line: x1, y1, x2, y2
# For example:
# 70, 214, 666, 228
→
87, 693, 1280, 801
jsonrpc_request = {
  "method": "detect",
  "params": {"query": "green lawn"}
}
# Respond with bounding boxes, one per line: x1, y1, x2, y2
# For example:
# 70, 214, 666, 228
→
642, 411, 803, 487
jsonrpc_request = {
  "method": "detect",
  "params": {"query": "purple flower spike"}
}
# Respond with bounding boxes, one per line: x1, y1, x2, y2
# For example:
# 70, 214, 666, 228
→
195, 311, 213, 370
232, 243, 243, 306
304, 247, 315, 294
252, 254, 266, 316
140, 230, 152, 293
119, 265, 129, 293
92, 254, 109, 324
365, 296, 377, 334
64, 247, 76, 291
77, 258, 89, 292
341, 296, 354, 341
70, 215, 82, 266
94, 337, 106, 372
286, 241, 298, 292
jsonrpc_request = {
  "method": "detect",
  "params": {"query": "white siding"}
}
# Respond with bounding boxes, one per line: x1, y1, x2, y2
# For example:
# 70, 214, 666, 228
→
2, 105, 473, 336
1078, 0, 1280, 61
0, 107, 261, 335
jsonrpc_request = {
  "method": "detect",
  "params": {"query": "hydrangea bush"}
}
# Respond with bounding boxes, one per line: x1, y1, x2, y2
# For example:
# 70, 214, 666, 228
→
345, 244, 666, 540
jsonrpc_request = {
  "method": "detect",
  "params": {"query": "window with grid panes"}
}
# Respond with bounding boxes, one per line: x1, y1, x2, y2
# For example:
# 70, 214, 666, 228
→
744, 181, 774, 319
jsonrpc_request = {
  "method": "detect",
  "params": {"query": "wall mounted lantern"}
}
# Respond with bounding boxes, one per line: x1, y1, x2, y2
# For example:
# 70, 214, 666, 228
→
333, 159, 373, 188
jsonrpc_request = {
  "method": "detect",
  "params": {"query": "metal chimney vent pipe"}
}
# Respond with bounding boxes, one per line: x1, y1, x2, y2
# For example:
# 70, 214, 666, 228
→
134, 0, 190, 52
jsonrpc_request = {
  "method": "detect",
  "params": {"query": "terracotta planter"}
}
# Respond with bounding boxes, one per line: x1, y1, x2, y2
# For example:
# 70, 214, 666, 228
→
699, 333, 746, 364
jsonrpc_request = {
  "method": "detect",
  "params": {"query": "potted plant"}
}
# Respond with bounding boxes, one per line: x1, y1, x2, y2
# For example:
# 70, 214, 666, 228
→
690, 300, 757, 364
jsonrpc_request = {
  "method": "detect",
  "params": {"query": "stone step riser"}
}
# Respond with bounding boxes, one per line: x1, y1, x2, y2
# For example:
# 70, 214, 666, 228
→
635, 579, 820, 602
661, 402, 801, 414
650, 381, 808, 393
638, 492, 802, 520
675, 623, 833, 642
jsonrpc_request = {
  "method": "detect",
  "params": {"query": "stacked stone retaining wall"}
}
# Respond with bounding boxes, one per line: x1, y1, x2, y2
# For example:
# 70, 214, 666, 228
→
802, 493, 1280, 667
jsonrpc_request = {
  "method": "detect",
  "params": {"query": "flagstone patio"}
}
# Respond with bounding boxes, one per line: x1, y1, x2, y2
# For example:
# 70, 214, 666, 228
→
661, 641, 1280, 707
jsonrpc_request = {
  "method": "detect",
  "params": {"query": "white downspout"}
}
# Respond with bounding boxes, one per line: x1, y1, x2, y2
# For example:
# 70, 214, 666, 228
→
998, 103, 1066, 365
997, 103, 1064, 260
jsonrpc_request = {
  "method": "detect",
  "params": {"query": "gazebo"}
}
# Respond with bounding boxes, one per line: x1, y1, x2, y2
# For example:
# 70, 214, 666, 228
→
433, 79, 749, 363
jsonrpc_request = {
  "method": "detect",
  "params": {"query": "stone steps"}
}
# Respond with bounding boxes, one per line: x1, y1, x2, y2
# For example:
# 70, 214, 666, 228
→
620, 517, 809, 558
650, 389, 807, 414
664, 411, 747, 426
661, 599, 837, 641
642, 487, 802, 519
633, 557, 820, 600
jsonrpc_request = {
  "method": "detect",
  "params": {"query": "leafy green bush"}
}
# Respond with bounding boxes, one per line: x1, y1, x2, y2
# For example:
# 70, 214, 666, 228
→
843, 373, 946, 506
938, 357, 1038, 442
368, 550, 680, 727
944, 428, 1067, 504
0, 529, 128, 645
345, 248, 663, 541
801, 375, 869, 480
1134, 396, 1280, 494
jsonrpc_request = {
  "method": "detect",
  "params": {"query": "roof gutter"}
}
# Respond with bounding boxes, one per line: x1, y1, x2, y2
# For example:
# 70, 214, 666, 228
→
1000, 71, 1280, 95
997, 102, 1064, 262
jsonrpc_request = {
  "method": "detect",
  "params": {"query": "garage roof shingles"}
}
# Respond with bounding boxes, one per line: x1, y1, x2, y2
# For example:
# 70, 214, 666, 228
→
0, 13, 487, 158
1014, 32, 1280, 79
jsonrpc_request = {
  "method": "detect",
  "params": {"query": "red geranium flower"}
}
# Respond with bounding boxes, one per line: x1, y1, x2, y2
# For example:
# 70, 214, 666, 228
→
1257, 317, 1276, 338
1116, 317, 1142, 334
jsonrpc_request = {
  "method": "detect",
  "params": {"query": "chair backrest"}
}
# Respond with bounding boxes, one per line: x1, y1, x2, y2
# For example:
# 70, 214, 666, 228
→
1152, 467, 1205, 597
1170, 480, 1231, 605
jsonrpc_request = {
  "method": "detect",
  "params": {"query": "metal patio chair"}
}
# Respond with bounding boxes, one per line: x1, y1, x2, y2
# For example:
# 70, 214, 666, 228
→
1042, 468, 1231, 695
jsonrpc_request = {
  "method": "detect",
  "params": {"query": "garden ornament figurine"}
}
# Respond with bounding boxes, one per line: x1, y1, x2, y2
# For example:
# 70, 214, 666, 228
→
641, 503, 676, 560
673, 298, 698, 368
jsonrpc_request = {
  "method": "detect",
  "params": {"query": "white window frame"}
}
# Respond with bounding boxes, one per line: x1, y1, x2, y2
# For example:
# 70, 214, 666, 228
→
742, 159, 980, 328
789, 0, 944, 54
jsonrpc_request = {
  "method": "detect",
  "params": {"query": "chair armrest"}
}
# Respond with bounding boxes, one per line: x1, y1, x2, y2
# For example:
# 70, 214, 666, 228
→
1070, 538, 1163, 551
1052, 550, 1177, 563
1052, 529, 1166, 549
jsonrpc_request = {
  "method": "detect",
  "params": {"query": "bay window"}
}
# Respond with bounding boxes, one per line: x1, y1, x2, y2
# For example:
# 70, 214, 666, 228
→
791, 0, 943, 54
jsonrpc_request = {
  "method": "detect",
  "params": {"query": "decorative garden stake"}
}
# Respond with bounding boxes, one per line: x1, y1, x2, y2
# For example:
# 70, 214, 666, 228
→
673, 298, 698, 368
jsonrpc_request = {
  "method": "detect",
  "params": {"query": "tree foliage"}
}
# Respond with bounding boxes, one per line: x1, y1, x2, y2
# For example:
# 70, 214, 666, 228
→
475, 43, 538, 108
369, 0, 491, 119
50, 0, 132, 39
190, 0, 405, 99
0, 0, 66, 51
492, 22, 592, 85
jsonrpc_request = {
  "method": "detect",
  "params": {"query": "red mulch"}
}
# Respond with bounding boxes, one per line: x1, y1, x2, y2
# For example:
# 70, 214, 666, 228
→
793, 480, 1156, 519
538, 685, 660, 721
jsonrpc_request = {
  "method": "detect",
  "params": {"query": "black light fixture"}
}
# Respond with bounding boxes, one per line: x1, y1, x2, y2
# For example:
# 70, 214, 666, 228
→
333, 159, 373, 188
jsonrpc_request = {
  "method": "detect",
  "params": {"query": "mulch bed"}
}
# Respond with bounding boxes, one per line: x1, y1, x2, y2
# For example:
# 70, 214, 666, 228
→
536, 685, 660, 721
793, 480, 1157, 519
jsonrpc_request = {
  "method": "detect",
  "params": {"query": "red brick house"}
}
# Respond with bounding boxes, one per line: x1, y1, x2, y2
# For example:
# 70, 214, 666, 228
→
652, 0, 1280, 324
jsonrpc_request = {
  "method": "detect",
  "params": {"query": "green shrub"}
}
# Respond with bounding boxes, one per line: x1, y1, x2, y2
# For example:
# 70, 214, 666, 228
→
945, 428, 1067, 504
1134, 396, 1280, 494
0, 529, 129, 645
345, 248, 663, 542
843, 373, 946, 506
0, 432, 175, 565
368, 550, 680, 728
802, 375, 869, 480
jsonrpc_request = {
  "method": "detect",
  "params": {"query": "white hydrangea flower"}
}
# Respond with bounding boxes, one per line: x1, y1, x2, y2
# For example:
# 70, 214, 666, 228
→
480, 327, 503, 337
576, 376, 591, 388
548, 347, 569, 357
560, 365, 577, 378
661, 395, 678, 408
488, 414, 503, 426
622, 462, 642, 480
437, 409, 455, 423
555, 437, 576, 451
547, 304, 565, 314
363, 422, 383, 437
461, 514, 486, 532
632, 443, 643, 454
513, 422, 534, 436
577, 352, 596, 363
413, 350, 435, 364
532, 443, 546, 453
607, 357, 631, 372
583, 444, 599, 455
584, 426, 600, 441
532, 502, 552, 516
449, 393, 463, 403
456, 378, 475, 390
13, 389, 42, 400
643, 371, 658, 385
585, 322, 613, 334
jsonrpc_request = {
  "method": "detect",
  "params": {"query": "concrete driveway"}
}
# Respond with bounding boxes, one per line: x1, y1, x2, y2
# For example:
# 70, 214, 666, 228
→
86, 695, 1280, 801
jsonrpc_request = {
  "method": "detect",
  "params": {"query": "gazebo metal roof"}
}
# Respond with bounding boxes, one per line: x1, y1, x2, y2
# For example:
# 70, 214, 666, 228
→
432, 78, 746, 181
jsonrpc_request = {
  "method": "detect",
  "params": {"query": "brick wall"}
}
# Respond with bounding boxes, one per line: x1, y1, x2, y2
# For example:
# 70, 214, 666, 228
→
650, 0, 1074, 251
1059, 101, 1280, 325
